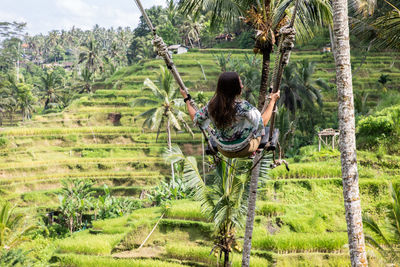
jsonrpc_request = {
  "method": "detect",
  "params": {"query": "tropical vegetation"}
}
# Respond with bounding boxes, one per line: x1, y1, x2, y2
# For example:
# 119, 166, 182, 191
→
0, 0, 399, 266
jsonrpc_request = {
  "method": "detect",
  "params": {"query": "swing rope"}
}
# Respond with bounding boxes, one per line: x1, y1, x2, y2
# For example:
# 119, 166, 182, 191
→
267, 0, 299, 140
248, 0, 299, 172
132, 0, 298, 164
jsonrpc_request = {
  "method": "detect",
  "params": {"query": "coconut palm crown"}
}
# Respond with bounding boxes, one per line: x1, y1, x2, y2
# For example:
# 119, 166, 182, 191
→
132, 65, 193, 141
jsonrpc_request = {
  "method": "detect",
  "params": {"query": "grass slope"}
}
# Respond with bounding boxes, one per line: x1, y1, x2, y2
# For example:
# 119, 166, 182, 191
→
0, 48, 399, 266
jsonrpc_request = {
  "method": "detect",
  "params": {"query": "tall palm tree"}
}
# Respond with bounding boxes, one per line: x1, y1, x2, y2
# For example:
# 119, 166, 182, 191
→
79, 68, 93, 94
179, 2, 332, 265
78, 39, 103, 74
16, 83, 36, 121
2, 75, 18, 124
40, 71, 60, 109
181, 15, 205, 48
280, 60, 327, 118
0, 87, 17, 126
132, 66, 193, 182
179, 0, 332, 107
363, 183, 400, 265
332, 0, 368, 265
165, 145, 270, 267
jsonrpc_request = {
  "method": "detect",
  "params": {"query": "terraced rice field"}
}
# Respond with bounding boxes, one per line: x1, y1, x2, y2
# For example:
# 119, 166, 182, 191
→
1, 49, 399, 266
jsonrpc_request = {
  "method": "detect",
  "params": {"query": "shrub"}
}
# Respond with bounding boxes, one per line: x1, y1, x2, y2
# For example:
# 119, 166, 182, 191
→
0, 136, 8, 148
57, 179, 95, 233
95, 184, 142, 220
19, 236, 56, 265
357, 105, 400, 149
147, 176, 191, 206
0, 249, 34, 266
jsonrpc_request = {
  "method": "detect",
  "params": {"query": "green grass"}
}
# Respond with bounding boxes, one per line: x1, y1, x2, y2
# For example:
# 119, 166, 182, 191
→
256, 201, 286, 217
269, 160, 379, 179
275, 253, 351, 267
92, 216, 133, 235
57, 254, 183, 267
166, 200, 208, 221
56, 231, 125, 255
165, 244, 271, 267
252, 230, 348, 252
0, 171, 161, 186
1, 48, 400, 266
160, 219, 214, 237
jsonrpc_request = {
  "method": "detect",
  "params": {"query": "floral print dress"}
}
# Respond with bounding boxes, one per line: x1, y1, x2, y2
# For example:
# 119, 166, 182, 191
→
194, 100, 264, 144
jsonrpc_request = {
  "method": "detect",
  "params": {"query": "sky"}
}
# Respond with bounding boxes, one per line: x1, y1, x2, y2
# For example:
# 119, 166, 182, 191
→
0, 0, 166, 35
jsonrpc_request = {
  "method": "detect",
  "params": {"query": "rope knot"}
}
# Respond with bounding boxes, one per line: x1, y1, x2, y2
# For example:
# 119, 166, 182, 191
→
279, 25, 296, 64
152, 35, 169, 57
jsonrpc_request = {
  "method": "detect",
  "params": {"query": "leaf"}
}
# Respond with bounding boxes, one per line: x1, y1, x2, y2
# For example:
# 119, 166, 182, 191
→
131, 98, 159, 107
143, 78, 164, 99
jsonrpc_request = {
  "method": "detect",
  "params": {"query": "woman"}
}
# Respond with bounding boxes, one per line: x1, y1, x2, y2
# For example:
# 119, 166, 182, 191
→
180, 72, 280, 158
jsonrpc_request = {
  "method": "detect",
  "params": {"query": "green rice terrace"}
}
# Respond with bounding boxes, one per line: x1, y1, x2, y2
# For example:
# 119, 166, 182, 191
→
0, 48, 399, 266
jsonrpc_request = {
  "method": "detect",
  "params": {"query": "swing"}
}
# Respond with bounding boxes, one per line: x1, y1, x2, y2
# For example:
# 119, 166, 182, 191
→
133, 0, 296, 160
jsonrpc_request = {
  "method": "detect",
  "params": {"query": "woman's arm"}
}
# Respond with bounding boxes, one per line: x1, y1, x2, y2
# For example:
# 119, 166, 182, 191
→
180, 88, 196, 121
261, 90, 280, 127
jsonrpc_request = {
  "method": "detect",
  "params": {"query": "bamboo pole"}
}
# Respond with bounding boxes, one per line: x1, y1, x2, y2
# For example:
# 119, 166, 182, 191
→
138, 213, 164, 249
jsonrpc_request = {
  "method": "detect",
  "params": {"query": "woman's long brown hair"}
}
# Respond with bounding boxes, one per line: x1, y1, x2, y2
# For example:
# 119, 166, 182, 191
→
208, 72, 242, 129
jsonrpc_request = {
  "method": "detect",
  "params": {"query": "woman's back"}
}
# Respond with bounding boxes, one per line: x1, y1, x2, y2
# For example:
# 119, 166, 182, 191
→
194, 99, 264, 144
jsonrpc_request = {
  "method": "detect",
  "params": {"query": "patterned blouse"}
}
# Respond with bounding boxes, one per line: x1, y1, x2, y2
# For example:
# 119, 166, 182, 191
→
194, 100, 264, 144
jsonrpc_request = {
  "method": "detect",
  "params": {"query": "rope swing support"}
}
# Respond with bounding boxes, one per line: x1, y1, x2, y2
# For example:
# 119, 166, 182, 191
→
132, 0, 298, 165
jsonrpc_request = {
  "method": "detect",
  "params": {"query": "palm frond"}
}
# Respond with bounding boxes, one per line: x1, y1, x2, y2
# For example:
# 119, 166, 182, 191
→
390, 183, 400, 240
137, 107, 157, 119
276, 0, 332, 41
315, 78, 331, 91
150, 107, 165, 131
362, 214, 392, 248
163, 144, 186, 164
174, 110, 194, 137
364, 235, 389, 258
158, 65, 176, 99
156, 116, 165, 142
179, 0, 243, 29
258, 153, 273, 180
172, 98, 185, 108
167, 110, 182, 131
143, 78, 165, 99
131, 98, 159, 107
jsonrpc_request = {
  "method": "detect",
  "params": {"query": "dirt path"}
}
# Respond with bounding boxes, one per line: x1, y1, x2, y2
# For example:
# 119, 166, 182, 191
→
112, 246, 164, 259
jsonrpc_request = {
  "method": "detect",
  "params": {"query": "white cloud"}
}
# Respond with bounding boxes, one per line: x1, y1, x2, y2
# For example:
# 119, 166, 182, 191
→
2, 0, 167, 35
0, 10, 27, 24
152, 0, 166, 6
55, 0, 95, 18
102, 8, 141, 29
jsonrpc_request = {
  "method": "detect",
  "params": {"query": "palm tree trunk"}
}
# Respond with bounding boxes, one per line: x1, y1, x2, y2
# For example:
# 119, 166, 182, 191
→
166, 120, 175, 184
242, 46, 272, 267
329, 25, 336, 61
257, 47, 272, 109
332, 1, 368, 266
9, 111, 13, 125
242, 155, 262, 267
224, 250, 231, 267
202, 134, 206, 180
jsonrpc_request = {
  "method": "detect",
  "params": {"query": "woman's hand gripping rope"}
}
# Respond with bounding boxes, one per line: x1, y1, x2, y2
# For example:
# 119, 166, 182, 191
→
181, 87, 197, 121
